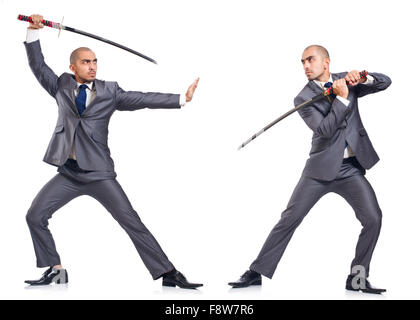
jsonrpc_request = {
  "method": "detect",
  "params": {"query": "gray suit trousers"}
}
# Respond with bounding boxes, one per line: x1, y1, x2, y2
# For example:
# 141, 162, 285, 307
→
26, 173, 175, 280
250, 157, 382, 279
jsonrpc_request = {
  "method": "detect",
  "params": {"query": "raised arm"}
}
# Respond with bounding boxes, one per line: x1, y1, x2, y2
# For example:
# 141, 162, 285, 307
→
23, 14, 58, 98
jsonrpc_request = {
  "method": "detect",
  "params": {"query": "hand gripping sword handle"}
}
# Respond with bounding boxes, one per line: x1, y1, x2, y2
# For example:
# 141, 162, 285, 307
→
17, 14, 61, 29
323, 70, 368, 96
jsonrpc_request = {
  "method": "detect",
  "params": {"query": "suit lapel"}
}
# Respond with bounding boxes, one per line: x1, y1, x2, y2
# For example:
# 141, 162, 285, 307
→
88, 79, 102, 108
307, 79, 323, 96
61, 74, 79, 115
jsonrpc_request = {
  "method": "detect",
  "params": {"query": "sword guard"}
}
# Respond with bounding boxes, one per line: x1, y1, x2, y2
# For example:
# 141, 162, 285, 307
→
58, 16, 64, 38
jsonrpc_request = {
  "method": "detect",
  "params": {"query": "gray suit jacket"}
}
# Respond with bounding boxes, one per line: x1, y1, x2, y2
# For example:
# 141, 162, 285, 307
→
295, 72, 391, 181
25, 40, 181, 172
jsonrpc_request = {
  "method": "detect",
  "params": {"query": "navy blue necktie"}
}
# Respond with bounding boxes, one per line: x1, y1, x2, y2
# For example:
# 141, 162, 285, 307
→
76, 84, 88, 115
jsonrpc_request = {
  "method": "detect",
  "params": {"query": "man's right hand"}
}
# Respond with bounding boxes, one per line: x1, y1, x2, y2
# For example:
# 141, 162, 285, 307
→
28, 14, 44, 30
332, 78, 349, 99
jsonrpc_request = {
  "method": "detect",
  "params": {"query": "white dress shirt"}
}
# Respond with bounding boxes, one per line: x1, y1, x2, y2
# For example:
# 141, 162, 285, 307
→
313, 74, 374, 158
26, 28, 186, 160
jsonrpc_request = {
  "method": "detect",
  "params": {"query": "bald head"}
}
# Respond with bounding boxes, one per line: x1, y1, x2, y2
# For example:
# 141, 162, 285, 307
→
69, 47, 97, 83
303, 45, 330, 59
301, 45, 330, 82
70, 47, 94, 64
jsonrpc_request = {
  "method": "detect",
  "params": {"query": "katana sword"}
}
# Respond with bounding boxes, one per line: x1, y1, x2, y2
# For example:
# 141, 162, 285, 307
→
238, 71, 368, 150
17, 14, 157, 64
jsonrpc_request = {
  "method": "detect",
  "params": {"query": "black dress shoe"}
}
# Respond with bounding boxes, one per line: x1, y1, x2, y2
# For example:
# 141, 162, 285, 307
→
228, 270, 262, 288
162, 270, 203, 289
25, 267, 69, 286
345, 274, 386, 294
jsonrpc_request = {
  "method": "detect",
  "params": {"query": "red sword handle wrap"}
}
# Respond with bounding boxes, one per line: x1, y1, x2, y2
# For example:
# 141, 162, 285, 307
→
323, 70, 369, 96
17, 14, 61, 29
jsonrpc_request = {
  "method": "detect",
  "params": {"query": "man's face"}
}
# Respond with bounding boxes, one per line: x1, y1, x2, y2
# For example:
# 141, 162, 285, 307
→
69, 50, 97, 83
301, 47, 329, 81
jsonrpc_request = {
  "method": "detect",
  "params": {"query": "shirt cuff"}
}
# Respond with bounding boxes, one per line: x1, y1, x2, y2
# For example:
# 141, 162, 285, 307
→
179, 94, 186, 107
26, 29, 40, 43
336, 95, 350, 107
361, 74, 374, 85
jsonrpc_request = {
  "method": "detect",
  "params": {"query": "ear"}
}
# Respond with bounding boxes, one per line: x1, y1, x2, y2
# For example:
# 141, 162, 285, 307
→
323, 57, 330, 70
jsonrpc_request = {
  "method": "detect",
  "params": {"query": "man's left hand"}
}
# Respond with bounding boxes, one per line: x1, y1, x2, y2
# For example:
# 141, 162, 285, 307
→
345, 70, 366, 86
185, 77, 200, 102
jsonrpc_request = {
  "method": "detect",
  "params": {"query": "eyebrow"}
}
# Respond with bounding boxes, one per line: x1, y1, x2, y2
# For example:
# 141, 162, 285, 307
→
300, 55, 314, 63
81, 58, 98, 63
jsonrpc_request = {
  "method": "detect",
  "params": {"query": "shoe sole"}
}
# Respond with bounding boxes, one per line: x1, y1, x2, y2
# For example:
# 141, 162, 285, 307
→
229, 279, 262, 288
346, 286, 385, 294
162, 280, 203, 289
25, 281, 68, 286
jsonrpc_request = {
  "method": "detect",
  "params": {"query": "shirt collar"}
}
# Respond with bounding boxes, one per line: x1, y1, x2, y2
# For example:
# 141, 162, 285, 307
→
313, 74, 333, 89
76, 81, 94, 91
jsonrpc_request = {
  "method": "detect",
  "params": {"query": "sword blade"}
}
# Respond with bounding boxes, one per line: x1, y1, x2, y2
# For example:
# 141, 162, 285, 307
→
63, 26, 157, 64
238, 93, 326, 150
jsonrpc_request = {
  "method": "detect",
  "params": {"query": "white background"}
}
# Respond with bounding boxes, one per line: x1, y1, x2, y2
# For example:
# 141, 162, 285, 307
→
0, 0, 418, 300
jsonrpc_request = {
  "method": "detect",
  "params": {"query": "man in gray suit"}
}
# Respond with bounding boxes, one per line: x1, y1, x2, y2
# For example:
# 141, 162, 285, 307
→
229, 45, 391, 294
23, 14, 202, 289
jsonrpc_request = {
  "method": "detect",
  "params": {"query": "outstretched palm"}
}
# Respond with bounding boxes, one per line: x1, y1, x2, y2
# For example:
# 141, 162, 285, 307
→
186, 78, 200, 102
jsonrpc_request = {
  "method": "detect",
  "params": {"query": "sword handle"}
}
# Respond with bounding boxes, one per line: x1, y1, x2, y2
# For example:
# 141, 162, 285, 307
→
323, 70, 368, 96
17, 14, 61, 29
